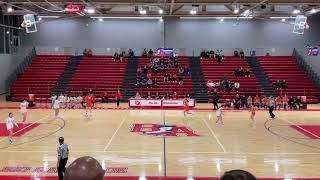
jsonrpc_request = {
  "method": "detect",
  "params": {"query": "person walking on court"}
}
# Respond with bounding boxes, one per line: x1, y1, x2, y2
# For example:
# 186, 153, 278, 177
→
6, 113, 19, 144
212, 89, 220, 110
268, 96, 276, 119
57, 137, 69, 180
115, 89, 122, 108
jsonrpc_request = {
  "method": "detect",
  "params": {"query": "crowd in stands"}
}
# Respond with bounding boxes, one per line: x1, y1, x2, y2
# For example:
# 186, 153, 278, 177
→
207, 76, 240, 93
135, 52, 190, 88
83, 49, 93, 57
200, 49, 225, 62
234, 67, 251, 77
233, 49, 245, 59
113, 49, 135, 61
272, 80, 287, 89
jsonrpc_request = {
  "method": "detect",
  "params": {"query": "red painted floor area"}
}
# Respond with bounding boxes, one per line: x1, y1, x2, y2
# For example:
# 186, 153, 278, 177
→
0, 176, 320, 180
290, 125, 320, 139
0, 123, 39, 137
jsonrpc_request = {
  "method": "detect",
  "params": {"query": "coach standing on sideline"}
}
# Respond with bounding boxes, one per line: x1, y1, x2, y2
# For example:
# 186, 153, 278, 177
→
57, 137, 69, 180
115, 89, 122, 108
268, 96, 276, 119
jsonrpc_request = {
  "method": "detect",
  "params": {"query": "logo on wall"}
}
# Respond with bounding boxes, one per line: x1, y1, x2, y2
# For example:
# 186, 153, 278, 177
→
130, 123, 199, 137
134, 101, 141, 106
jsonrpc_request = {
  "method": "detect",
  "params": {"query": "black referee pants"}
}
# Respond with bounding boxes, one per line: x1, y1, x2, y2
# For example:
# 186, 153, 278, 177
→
269, 106, 275, 118
213, 101, 219, 110
58, 158, 68, 180
116, 98, 120, 107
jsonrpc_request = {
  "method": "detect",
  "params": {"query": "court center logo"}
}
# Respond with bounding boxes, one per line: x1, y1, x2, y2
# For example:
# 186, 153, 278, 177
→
130, 123, 199, 137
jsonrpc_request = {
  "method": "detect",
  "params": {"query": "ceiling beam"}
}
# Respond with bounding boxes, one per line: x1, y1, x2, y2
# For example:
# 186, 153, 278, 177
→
172, 5, 184, 14
224, 5, 234, 12
169, 0, 175, 15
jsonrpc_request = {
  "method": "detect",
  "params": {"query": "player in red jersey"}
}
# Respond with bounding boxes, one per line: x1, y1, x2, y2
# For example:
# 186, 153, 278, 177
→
84, 93, 95, 118
183, 97, 189, 117
253, 95, 260, 109
249, 106, 256, 128
261, 96, 268, 109
275, 96, 282, 110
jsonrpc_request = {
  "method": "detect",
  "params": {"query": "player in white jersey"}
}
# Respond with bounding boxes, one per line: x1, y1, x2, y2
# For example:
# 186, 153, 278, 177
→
53, 99, 61, 118
20, 100, 29, 123
6, 113, 19, 144
215, 106, 224, 126
51, 94, 57, 108
58, 94, 66, 109
76, 96, 83, 109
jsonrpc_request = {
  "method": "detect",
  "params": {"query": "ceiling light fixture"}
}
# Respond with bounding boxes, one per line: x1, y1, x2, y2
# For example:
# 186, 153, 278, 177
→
7, 7, 13, 12
233, 9, 239, 14
98, 18, 103, 22
292, 9, 301, 14
159, 17, 163, 22
281, 18, 286, 22
310, 8, 316, 14
190, 9, 197, 15
220, 18, 224, 22
159, 9, 163, 14
139, 9, 147, 15
86, 8, 95, 14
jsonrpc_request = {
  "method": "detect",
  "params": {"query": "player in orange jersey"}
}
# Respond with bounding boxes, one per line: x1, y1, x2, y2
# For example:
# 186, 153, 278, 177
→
84, 93, 95, 118
183, 97, 189, 117
249, 106, 256, 128
275, 96, 282, 110
253, 95, 260, 109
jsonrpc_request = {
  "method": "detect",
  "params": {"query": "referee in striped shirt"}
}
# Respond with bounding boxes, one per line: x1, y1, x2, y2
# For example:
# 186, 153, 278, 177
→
57, 137, 69, 180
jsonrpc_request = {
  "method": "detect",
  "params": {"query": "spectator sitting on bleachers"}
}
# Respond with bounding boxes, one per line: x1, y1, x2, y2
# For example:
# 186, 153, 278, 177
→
164, 73, 169, 82
216, 50, 224, 63
234, 50, 239, 57
147, 78, 153, 88
148, 49, 154, 57
183, 66, 190, 75
209, 50, 215, 58
179, 67, 184, 75
119, 51, 125, 62
153, 78, 158, 87
281, 80, 287, 88
128, 49, 135, 58
135, 79, 141, 87
153, 92, 160, 99
142, 49, 148, 57
173, 92, 178, 100
87, 49, 93, 57
146, 92, 152, 99
273, 80, 287, 89
240, 49, 245, 59
114, 52, 119, 61
178, 78, 184, 86
135, 92, 141, 99
234, 94, 241, 108
234, 82, 240, 92
83, 49, 88, 56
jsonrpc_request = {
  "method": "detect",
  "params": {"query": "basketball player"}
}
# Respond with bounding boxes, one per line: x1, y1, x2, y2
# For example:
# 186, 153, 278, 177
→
53, 98, 61, 118
276, 96, 282, 110
6, 113, 19, 144
253, 95, 260, 109
249, 106, 256, 127
183, 97, 189, 117
261, 96, 268, 109
20, 99, 29, 123
216, 106, 223, 126
246, 95, 253, 108
84, 93, 95, 118
51, 94, 57, 108
282, 94, 289, 110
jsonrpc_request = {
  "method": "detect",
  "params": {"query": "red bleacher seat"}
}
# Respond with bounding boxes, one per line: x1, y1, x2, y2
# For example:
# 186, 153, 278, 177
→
257, 56, 319, 103
200, 56, 263, 103
10, 55, 71, 101
65, 56, 128, 101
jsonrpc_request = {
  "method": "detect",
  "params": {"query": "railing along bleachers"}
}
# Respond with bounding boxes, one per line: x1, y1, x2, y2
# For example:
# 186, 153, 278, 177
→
10, 55, 71, 101
257, 56, 319, 103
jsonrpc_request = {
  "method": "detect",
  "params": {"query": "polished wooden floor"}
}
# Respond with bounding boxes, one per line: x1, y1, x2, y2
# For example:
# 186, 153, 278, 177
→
0, 102, 320, 179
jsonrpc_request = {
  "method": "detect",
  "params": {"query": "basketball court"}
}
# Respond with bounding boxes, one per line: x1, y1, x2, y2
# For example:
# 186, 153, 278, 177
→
1, 101, 320, 179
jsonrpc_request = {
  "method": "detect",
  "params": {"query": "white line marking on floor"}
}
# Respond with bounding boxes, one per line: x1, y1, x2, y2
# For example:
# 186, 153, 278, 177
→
202, 118, 227, 153
103, 111, 128, 152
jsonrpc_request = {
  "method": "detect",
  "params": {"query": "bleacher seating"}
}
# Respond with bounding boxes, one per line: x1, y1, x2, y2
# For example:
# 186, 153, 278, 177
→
200, 57, 262, 103
257, 56, 319, 103
11, 55, 71, 101
66, 56, 128, 101
135, 57, 194, 99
